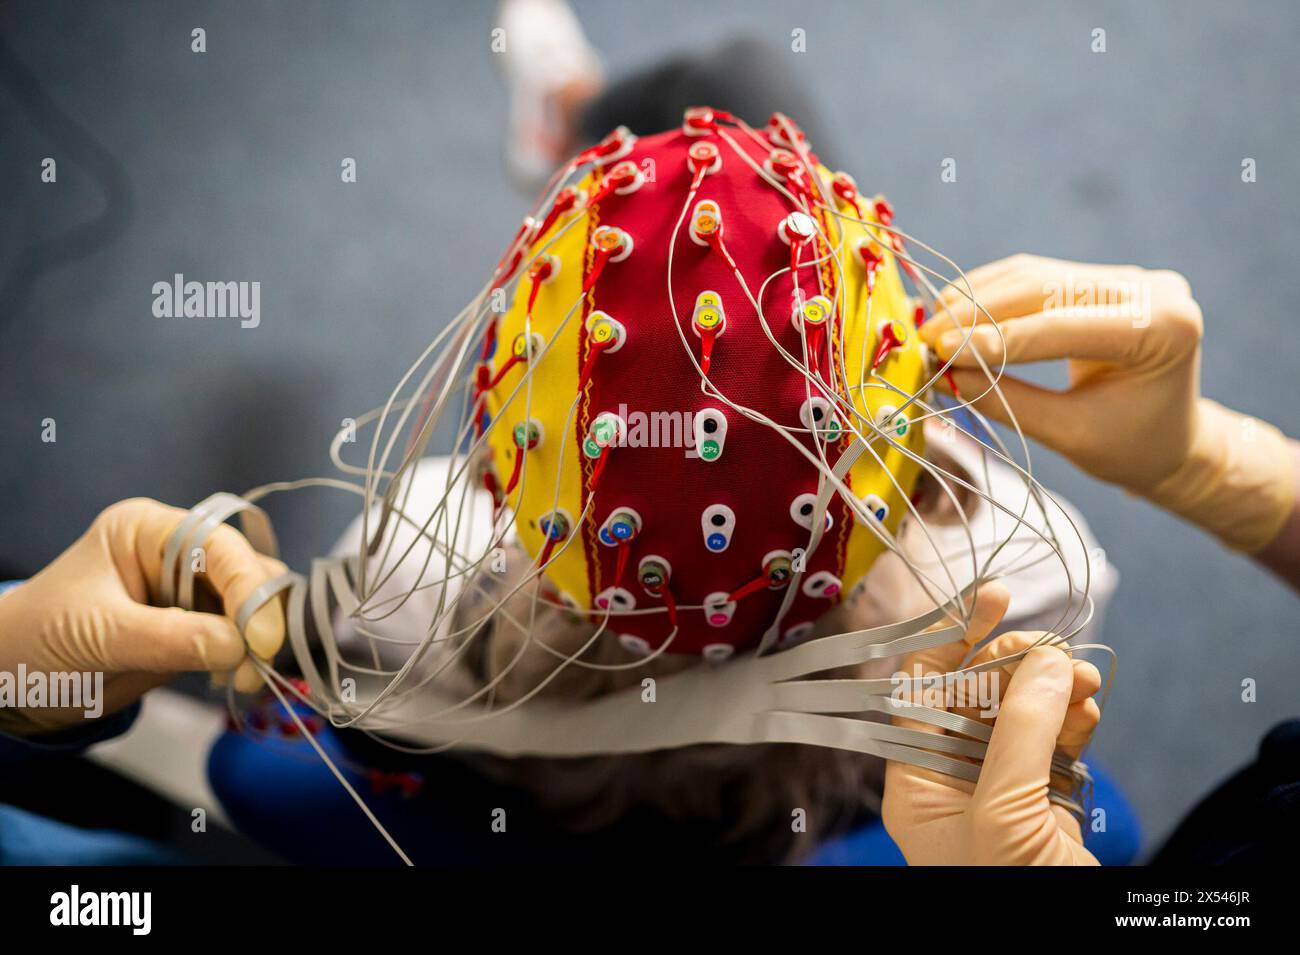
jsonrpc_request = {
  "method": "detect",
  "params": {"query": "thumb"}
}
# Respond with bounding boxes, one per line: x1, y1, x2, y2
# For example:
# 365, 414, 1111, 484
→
973, 646, 1073, 809
109, 602, 247, 674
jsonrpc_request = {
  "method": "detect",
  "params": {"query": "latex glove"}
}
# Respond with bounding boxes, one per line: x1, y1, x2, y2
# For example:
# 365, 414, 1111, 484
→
0, 498, 286, 735
921, 255, 1295, 552
882, 584, 1102, 865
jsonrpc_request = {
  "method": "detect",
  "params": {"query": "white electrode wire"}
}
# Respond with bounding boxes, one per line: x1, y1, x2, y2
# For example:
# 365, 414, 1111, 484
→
252, 655, 414, 866
219, 120, 1107, 853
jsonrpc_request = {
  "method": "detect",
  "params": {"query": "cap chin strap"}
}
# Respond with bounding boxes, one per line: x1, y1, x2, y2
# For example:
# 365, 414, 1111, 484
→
163, 492, 1091, 820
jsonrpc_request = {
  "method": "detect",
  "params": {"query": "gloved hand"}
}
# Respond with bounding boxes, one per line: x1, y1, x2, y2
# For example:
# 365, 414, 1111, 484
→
882, 584, 1102, 865
0, 498, 285, 735
920, 255, 1295, 552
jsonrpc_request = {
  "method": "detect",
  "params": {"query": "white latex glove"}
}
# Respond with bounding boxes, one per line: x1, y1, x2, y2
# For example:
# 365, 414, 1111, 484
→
921, 255, 1295, 552
0, 498, 285, 735
882, 584, 1102, 865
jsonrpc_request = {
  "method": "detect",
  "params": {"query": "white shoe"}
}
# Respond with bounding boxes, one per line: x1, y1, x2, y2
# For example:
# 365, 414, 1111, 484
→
495, 0, 605, 190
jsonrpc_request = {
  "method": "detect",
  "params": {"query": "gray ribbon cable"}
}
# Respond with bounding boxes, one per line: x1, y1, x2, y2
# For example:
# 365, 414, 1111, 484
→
233, 571, 299, 636
169, 495, 1091, 812
160, 492, 277, 608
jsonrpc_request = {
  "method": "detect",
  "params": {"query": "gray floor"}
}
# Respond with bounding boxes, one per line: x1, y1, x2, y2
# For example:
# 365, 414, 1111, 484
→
2, 1, 1297, 853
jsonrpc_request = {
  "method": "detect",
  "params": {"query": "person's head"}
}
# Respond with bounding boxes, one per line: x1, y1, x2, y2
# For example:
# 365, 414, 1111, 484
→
447, 431, 981, 861
312, 109, 1095, 861
398, 110, 959, 856
477, 110, 929, 662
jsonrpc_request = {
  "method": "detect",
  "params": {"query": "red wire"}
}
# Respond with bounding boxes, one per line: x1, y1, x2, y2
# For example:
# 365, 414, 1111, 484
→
726, 573, 770, 604
492, 219, 533, 283
699, 328, 717, 375
587, 176, 621, 207
707, 231, 737, 270
614, 541, 630, 586
871, 340, 891, 372
482, 472, 504, 522
576, 135, 624, 166
588, 447, 609, 492
535, 190, 579, 240
807, 325, 825, 378
525, 271, 546, 315
645, 583, 679, 631
479, 320, 498, 361
661, 585, 678, 630
577, 337, 613, 392
790, 236, 813, 307
504, 446, 525, 495
486, 353, 522, 389
583, 249, 612, 293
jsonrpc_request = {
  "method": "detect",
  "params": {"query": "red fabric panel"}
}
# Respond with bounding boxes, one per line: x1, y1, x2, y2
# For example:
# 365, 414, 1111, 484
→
578, 127, 851, 654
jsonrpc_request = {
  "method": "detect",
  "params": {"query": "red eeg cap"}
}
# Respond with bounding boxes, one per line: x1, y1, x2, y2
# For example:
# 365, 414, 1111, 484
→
483, 111, 924, 657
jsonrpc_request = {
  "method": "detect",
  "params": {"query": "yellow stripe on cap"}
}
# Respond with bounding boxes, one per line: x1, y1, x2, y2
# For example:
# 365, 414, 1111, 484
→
485, 174, 597, 608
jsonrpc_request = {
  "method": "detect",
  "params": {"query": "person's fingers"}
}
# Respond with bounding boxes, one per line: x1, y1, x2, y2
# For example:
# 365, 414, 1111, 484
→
1057, 697, 1101, 759
952, 632, 1100, 728
211, 557, 289, 688
968, 629, 1044, 668
96, 498, 191, 604
961, 583, 1011, 649
968, 632, 1102, 704
929, 272, 1045, 334
110, 496, 286, 660
926, 253, 1110, 332
882, 587, 1011, 825
1066, 660, 1101, 703
242, 600, 286, 660
931, 312, 1144, 368
200, 524, 288, 658
930, 255, 1037, 317
109, 603, 247, 673
213, 658, 265, 693
891, 583, 1010, 736
972, 646, 1073, 807
1046, 695, 1103, 799
926, 257, 1151, 354
101, 498, 287, 659
956, 634, 1102, 790
232, 657, 266, 694
939, 255, 1026, 292
933, 255, 1145, 310
897, 583, 1010, 685
942, 368, 1077, 444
